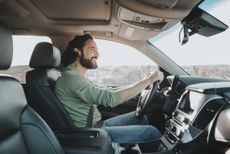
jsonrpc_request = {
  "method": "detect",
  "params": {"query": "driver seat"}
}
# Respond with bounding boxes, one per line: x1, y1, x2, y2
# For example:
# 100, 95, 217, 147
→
0, 22, 65, 154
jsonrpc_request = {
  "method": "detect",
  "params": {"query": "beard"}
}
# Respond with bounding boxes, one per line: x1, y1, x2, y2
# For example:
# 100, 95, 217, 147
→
80, 52, 97, 69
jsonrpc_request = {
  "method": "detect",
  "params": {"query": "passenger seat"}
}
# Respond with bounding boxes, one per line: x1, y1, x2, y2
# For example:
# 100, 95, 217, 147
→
26, 42, 75, 130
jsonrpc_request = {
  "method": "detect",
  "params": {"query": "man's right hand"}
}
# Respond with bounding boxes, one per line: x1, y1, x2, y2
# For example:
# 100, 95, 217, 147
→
145, 70, 163, 84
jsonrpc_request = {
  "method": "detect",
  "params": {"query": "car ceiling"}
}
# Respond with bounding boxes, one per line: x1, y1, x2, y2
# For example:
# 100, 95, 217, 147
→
0, 0, 202, 50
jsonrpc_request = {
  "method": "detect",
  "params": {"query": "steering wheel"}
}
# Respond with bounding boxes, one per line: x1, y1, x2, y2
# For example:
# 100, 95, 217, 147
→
135, 80, 160, 119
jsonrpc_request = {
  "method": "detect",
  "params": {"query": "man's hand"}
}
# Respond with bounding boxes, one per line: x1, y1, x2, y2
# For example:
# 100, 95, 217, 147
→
119, 70, 164, 102
145, 70, 164, 84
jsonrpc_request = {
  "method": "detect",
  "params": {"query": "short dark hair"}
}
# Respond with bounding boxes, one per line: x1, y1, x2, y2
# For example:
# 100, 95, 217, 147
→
62, 34, 93, 67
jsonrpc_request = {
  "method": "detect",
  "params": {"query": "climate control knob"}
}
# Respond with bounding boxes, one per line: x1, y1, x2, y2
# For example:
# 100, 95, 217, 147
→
170, 126, 177, 133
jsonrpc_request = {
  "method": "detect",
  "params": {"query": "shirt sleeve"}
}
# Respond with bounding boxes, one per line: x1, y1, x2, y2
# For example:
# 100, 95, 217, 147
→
65, 73, 123, 107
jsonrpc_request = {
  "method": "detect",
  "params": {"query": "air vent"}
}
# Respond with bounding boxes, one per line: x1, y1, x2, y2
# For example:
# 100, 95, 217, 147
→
192, 99, 225, 130
174, 81, 186, 96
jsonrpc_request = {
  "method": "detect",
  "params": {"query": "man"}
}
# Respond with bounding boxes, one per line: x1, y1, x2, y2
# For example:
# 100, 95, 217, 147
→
55, 34, 162, 143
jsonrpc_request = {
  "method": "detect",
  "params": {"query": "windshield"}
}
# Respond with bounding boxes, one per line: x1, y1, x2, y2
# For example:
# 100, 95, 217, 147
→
149, 0, 230, 80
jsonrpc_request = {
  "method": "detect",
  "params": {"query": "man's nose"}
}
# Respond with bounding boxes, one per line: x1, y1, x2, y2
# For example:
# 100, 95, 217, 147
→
95, 50, 99, 57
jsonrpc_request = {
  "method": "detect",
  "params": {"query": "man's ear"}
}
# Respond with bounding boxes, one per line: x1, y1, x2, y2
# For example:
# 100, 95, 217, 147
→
74, 48, 81, 56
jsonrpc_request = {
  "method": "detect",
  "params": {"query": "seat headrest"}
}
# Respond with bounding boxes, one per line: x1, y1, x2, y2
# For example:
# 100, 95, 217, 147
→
0, 22, 13, 70
30, 42, 61, 69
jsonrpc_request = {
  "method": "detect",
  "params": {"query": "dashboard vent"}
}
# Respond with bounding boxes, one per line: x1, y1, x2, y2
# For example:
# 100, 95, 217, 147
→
192, 99, 225, 130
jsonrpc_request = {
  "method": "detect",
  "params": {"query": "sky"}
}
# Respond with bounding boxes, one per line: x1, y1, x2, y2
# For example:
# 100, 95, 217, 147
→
151, 0, 230, 66
95, 40, 155, 66
11, 0, 230, 67
12, 36, 51, 66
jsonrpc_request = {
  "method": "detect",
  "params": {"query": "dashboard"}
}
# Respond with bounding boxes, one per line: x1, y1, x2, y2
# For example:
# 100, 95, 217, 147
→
115, 76, 230, 154
166, 75, 228, 97
158, 75, 227, 117
157, 79, 230, 154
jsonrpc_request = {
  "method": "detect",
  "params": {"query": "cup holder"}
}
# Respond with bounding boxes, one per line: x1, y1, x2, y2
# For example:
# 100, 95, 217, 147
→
119, 143, 140, 154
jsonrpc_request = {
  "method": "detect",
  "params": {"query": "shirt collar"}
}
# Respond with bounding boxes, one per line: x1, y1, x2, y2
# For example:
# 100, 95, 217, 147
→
65, 64, 75, 71
63, 64, 83, 76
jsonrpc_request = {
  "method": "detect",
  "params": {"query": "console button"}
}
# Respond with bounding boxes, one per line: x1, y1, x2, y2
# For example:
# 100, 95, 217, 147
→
180, 116, 185, 122
173, 111, 178, 117
165, 120, 171, 128
182, 117, 189, 124
170, 126, 177, 133
175, 129, 184, 138
157, 142, 167, 151
165, 131, 177, 144
178, 131, 184, 138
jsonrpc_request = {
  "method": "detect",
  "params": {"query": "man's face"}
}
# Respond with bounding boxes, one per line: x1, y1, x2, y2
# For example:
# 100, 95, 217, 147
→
80, 39, 99, 69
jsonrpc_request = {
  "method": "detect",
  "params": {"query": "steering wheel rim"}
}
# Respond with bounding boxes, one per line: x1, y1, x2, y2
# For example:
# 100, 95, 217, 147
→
135, 80, 160, 119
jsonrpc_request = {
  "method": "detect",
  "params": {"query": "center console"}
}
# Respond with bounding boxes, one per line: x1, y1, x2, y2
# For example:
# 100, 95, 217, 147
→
156, 82, 229, 154
121, 82, 230, 154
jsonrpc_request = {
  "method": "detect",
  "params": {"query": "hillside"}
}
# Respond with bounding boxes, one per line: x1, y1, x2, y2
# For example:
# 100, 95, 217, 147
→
1, 65, 230, 85
0, 65, 31, 83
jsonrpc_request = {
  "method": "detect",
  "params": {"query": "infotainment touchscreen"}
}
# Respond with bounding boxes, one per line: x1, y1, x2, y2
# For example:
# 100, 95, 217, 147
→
178, 91, 204, 114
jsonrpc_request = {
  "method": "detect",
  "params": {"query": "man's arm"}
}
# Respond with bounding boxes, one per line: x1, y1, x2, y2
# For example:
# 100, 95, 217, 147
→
116, 71, 160, 102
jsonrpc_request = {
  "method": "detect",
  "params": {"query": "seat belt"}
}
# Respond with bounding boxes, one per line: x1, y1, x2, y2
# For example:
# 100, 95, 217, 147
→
86, 104, 94, 128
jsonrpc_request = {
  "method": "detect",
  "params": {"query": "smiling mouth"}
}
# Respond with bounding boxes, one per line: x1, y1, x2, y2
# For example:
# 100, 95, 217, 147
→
91, 57, 98, 63
91, 57, 98, 60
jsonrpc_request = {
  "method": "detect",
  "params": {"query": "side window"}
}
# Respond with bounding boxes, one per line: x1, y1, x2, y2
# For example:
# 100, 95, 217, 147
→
0, 36, 51, 83
85, 39, 157, 86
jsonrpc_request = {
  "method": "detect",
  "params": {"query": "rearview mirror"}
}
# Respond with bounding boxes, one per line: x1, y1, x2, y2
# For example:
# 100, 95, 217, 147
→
179, 7, 228, 45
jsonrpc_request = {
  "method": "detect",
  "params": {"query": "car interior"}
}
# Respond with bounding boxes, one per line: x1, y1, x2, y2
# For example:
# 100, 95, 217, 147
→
0, 0, 230, 154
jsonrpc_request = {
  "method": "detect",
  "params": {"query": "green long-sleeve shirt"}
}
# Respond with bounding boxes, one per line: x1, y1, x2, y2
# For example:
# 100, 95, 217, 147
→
54, 66, 123, 127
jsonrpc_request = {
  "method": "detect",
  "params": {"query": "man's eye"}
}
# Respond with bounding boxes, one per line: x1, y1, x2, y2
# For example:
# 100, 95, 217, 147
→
90, 49, 97, 52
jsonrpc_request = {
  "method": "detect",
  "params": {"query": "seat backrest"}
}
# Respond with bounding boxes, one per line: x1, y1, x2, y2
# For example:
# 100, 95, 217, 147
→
26, 42, 75, 130
0, 22, 65, 154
